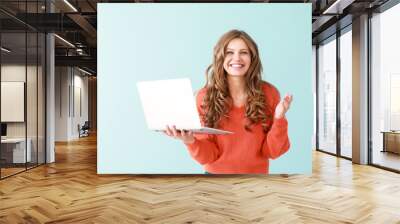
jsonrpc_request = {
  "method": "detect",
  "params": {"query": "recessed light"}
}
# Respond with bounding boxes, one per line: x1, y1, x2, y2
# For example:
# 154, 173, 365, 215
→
1, 47, 11, 53
63, 0, 78, 12
77, 67, 93, 76
54, 34, 75, 48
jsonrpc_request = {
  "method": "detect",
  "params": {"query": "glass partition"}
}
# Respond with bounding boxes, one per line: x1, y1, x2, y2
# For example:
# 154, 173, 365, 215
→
38, 32, 45, 165
317, 36, 337, 155
1, 31, 28, 177
0, 1, 46, 179
27, 31, 38, 169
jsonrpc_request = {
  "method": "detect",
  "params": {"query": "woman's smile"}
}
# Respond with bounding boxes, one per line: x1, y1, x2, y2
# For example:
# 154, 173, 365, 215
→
223, 38, 251, 77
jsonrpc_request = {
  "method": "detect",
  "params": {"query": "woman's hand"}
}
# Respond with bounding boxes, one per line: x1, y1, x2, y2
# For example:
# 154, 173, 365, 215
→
164, 125, 195, 144
274, 94, 293, 119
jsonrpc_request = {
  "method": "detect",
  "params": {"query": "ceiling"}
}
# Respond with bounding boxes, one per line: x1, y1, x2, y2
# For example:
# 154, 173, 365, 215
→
0, 0, 393, 75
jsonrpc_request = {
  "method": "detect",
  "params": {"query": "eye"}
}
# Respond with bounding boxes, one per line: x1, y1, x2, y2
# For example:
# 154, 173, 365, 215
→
225, 51, 233, 55
240, 51, 249, 55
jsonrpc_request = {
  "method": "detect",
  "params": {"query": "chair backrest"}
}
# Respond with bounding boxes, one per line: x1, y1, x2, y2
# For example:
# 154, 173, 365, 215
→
82, 121, 90, 129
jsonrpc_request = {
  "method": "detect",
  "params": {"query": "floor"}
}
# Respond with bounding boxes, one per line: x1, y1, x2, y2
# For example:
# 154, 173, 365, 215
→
0, 134, 400, 223
0, 167, 25, 177
372, 150, 400, 171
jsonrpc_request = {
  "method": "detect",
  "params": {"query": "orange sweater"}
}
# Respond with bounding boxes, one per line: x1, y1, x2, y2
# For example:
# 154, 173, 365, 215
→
185, 82, 290, 174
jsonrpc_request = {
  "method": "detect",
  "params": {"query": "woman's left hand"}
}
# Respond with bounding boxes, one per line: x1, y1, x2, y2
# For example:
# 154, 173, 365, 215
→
274, 94, 293, 119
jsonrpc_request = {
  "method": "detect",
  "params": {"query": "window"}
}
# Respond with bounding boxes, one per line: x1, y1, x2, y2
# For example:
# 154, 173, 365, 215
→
371, 3, 400, 171
339, 28, 352, 158
318, 36, 337, 154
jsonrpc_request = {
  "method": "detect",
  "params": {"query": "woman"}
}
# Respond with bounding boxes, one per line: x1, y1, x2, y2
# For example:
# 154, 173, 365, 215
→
165, 29, 292, 174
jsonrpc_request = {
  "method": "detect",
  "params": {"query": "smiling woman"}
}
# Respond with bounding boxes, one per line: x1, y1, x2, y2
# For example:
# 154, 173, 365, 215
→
164, 30, 293, 174
223, 38, 251, 78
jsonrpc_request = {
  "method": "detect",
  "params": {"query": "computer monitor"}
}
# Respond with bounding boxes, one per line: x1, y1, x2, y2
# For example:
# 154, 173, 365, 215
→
1, 123, 7, 137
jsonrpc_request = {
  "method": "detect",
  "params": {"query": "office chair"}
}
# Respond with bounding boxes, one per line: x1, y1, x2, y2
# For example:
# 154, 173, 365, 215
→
79, 121, 90, 138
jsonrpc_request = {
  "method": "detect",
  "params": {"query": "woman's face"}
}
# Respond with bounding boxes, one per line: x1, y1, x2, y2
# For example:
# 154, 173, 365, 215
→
223, 38, 251, 77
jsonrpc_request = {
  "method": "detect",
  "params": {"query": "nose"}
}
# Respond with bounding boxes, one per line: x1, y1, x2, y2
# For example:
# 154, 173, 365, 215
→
233, 52, 240, 60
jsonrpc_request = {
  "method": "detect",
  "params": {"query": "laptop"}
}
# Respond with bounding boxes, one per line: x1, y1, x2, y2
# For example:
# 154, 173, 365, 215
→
136, 78, 233, 135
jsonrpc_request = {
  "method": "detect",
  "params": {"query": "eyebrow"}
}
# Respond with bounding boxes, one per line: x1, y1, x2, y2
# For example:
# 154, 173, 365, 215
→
226, 48, 249, 51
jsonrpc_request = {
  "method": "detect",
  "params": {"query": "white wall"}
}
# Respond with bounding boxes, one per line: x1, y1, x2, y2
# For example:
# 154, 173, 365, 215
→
55, 67, 89, 141
55, 66, 69, 141
1, 65, 41, 138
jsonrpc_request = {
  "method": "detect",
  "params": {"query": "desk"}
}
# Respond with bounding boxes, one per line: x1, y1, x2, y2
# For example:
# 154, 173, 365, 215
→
381, 131, 400, 154
1, 138, 31, 163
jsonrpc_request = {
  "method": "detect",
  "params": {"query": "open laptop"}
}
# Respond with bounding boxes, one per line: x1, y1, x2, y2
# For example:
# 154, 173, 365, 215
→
136, 78, 233, 135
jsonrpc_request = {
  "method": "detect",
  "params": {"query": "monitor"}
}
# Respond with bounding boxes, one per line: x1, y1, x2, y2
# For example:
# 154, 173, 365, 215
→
1, 123, 7, 137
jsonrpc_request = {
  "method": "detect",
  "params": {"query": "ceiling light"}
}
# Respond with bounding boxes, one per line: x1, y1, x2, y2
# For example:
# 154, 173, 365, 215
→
63, 0, 78, 12
1, 47, 11, 53
323, 0, 354, 15
54, 34, 75, 48
78, 67, 92, 76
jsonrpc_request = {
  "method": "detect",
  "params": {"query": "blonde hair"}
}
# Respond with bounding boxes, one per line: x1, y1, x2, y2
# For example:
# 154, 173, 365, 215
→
202, 29, 273, 132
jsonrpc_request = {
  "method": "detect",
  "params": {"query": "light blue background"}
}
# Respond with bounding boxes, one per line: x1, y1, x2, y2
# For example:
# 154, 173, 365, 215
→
98, 3, 312, 174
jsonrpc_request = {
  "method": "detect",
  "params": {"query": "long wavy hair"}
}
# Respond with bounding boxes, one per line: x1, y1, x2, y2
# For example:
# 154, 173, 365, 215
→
201, 30, 273, 133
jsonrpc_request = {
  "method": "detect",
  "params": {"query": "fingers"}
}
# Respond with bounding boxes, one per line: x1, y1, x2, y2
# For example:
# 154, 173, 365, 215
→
275, 94, 293, 119
283, 93, 293, 109
184, 130, 193, 138
164, 126, 194, 144
284, 94, 293, 104
171, 125, 178, 137
165, 125, 173, 136
165, 125, 185, 139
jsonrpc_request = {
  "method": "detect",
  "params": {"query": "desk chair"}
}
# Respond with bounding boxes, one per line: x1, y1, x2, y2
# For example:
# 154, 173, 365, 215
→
78, 121, 90, 138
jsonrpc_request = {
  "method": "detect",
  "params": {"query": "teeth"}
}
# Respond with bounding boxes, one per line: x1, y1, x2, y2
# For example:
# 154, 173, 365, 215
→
230, 64, 243, 68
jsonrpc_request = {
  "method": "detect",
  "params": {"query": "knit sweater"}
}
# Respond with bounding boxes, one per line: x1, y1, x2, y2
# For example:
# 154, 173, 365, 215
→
185, 82, 290, 174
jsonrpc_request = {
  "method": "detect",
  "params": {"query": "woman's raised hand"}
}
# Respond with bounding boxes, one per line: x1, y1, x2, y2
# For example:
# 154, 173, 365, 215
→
274, 94, 293, 119
164, 125, 195, 144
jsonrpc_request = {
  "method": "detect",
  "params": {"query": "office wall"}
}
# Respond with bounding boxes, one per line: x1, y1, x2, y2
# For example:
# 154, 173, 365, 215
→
55, 67, 68, 141
1, 81, 24, 122
88, 77, 97, 131
73, 72, 89, 137
55, 67, 89, 141
1, 65, 42, 138
1, 62, 45, 169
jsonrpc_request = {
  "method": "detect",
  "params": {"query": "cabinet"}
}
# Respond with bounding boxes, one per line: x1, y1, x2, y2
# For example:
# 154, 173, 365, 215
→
0, 138, 32, 165
381, 131, 400, 154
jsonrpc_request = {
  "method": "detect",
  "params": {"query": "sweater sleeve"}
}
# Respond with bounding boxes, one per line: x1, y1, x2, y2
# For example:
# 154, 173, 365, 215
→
261, 85, 290, 159
185, 134, 221, 165
261, 117, 290, 159
184, 88, 221, 165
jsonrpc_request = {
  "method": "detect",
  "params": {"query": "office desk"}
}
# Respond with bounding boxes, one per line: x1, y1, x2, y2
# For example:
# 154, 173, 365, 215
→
1, 138, 31, 163
381, 131, 400, 154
